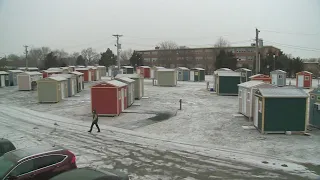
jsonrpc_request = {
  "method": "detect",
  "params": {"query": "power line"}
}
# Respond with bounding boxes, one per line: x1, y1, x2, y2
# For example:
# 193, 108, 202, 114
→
260, 29, 319, 36
264, 40, 320, 52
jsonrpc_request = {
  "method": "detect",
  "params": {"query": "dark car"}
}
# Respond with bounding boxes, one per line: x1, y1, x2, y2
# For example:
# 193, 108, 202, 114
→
50, 168, 129, 180
0, 139, 16, 157
0, 144, 77, 180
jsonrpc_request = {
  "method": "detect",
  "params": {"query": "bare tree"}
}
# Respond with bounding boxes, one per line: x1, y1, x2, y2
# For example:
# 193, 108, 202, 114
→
214, 37, 230, 47
158, 41, 179, 50
28, 47, 51, 68
120, 49, 133, 65
81, 47, 100, 65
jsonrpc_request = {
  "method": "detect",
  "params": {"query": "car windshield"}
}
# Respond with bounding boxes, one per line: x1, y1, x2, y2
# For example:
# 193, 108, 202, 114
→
0, 156, 15, 178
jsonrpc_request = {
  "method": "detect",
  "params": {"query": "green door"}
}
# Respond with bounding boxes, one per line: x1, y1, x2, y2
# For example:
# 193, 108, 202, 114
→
199, 70, 205, 81
194, 71, 199, 81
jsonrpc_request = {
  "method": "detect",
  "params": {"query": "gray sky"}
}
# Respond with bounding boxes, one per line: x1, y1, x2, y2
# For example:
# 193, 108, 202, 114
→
0, 0, 319, 58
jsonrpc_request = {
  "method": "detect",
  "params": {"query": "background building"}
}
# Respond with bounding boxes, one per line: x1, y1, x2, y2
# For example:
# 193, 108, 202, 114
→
136, 44, 280, 74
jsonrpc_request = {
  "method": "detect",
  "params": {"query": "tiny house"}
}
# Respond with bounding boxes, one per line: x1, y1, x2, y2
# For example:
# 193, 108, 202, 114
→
87, 66, 99, 81
137, 66, 150, 78
17, 71, 43, 91
190, 68, 205, 81
37, 76, 68, 103
122, 66, 134, 74
70, 71, 84, 92
176, 67, 190, 81
296, 71, 313, 88
47, 67, 69, 74
309, 86, 320, 128
115, 77, 135, 107
270, 70, 287, 87
75, 68, 93, 82
157, 69, 177, 86
91, 80, 128, 116
215, 71, 241, 96
42, 70, 62, 78
96, 66, 106, 78
150, 66, 165, 79
235, 68, 252, 83
249, 74, 272, 83
238, 81, 275, 119
0, 71, 9, 87
116, 74, 144, 100
51, 74, 77, 97
254, 88, 308, 134
7, 70, 23, 86
18, 67, 39, 72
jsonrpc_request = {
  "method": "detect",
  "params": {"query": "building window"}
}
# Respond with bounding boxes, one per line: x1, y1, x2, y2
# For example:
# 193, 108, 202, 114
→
278, 75, 283, 79
305, 76, 310, 80
258, 100, 262, 113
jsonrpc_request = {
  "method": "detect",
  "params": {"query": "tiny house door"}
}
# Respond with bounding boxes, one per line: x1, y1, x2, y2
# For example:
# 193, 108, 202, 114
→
298, 75, 304, 87
121, 88, 125, 111
271, 74, 277, 85
242, 89, 247, 114
253, 97, 259, 127
190, 71, 194, 81
1, 75, 5, 87
88, 71, 92, 81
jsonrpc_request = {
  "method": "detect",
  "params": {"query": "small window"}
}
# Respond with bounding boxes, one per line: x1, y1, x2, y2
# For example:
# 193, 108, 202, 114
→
278, 75, 283, 79
258, 100, 262, 113
305, 76, 310, 80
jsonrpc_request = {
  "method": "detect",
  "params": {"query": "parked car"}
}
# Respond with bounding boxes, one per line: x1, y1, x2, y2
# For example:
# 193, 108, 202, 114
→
0, 144, 77, 180
50, 167, 129, 180
0, 139, 16, 157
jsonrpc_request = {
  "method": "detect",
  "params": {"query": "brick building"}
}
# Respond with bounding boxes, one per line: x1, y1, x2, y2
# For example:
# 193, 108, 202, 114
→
136, 45, 280, 74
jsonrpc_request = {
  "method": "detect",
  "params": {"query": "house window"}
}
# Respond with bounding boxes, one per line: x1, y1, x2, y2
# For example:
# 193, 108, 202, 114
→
305, 76, 310, 80
258, 100, 262, 113
278, 74, 283, 79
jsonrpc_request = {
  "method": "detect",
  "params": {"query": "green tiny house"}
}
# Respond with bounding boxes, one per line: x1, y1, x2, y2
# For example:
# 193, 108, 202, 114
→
190, 68, 205, 82
254, 88, 308, 134
215, 71, 241, 96
309, 86, 320, 128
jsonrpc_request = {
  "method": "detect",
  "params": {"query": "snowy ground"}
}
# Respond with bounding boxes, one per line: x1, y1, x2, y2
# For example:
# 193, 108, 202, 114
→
0, 76, 319, 179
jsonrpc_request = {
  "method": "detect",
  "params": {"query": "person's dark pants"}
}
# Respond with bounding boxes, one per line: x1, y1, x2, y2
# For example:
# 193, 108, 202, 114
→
88, 120, 100, 132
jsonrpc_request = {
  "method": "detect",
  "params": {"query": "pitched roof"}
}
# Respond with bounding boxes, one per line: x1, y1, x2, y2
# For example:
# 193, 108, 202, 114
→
139, 66, 150, 68
216, 68, 232, 71
249, 74, 270, 78
297, 71, 313, 74
177, 67, 189, 70
192, 67, 205, 70
270, 69, 286, 74
256, 88, 308, 98
158, 68, 175, 72
8, 70, 24, 73
122, 66, 134, 68
107, 80, 127, 87
48, 76, 67, 81
236, 68, 251, 72
115, 77, 135, 83
217, 71, 241, 77
47, 68, 63, 71
75, 68, 90, 71
50, 74, 74, 79
116, 73, 142, 79
0, 71, 8, 75
21, 71, 42, 75
238, 81, 265, 88
70, 71, 84, 75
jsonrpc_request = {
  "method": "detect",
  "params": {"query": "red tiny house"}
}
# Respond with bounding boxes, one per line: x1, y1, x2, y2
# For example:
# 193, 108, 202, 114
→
249, 74, 271, 84
75, 68, 92, 82
91, 80, 127, 116
137, 66, 151, 78
296, 71, 312, 88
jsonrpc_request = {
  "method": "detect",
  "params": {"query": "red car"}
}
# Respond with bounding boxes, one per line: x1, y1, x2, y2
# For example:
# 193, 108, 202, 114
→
0, 144, 77, 180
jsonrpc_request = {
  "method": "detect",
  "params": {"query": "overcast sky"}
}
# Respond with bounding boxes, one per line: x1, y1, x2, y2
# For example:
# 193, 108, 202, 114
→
0, 0, 319, 58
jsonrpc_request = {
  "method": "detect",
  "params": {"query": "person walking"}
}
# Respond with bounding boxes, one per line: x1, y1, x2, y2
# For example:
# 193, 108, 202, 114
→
88, 109, 100, 133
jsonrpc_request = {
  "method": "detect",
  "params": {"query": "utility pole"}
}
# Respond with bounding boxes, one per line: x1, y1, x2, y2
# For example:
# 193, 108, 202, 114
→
113, 34, 123, 72
255, 28, 260, 74
24, 45, 29, 71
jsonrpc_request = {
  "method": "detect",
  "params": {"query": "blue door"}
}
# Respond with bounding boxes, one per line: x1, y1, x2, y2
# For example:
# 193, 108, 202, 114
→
183, 71, 189, 81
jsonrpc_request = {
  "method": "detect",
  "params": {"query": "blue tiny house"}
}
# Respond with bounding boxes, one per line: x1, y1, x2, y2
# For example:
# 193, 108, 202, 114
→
176, 67, 190, 81
270, 70, 287, 87
8, 70, 24, 86
309, 86, 320, 128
